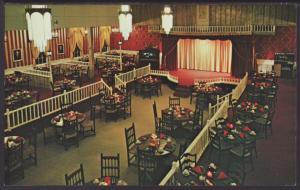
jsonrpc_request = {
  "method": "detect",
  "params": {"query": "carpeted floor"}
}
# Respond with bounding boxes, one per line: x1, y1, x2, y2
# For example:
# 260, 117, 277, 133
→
198, 78, 297, 186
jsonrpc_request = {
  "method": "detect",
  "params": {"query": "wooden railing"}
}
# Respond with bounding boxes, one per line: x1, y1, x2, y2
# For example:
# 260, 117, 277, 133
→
148, 25, 275, 35
208, 72, 248, 119
159, 73, 248, 186
114, 66, 179, 90
4, 79, 112, 132
21, 69, 53, 89
159, 99, 229, 185
114, 74, 126, 90
194, 77, 240, 85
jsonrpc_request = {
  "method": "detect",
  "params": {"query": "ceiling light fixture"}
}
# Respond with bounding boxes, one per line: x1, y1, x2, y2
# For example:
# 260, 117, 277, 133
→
161, 5, 173, 35
26, 5, 52, 52
118, 5, 132, 40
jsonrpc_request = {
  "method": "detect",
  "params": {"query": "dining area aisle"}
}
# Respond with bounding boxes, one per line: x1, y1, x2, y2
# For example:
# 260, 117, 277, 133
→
244, 78, 296, 185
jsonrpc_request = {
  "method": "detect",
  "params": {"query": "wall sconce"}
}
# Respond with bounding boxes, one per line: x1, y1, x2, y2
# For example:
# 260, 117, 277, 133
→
161, 5, 173, 34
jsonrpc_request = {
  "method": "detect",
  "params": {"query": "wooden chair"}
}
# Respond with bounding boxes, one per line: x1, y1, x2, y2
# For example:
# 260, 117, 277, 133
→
137, 147, 157, 186
120, 93, 132, 119
4, 142, 24, 185
208, 127, 233, 164
96, 88, 106, 118
125, 123, 137, 166
152, 101, 158, 123
50, 81, 62, 96
65, 163, 85, 186
229, 140, 254, 173
100, 153, 120, 185
178, 153, 197, 172
178, 141, 189, 159
141, 83, 153, 99
60, 97, 74, 115
183, 108, 203, 140
190, 85, 198, 104
169, 96, 180, 107
80, 106, 96, 137
254, 111, 273, 139
61, 119, 79, 150
23, 127, 38, 166
161, 111, 176, 136
104, 98, 119, 121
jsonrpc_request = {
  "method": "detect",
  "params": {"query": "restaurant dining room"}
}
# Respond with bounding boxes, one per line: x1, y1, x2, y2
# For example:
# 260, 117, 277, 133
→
1, 2, 298, 188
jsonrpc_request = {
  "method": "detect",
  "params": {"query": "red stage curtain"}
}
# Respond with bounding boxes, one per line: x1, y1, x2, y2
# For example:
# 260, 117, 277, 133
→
162, 35, 255, 77
231, 36, 255, 78
177, 39, 232, 73
162, 35, 179, 70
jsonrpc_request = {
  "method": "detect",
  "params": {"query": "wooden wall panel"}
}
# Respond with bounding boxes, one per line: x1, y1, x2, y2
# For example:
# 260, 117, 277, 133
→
209, 4, 295, 26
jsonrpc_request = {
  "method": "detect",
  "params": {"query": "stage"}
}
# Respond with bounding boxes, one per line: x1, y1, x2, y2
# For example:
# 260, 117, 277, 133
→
169, 69, 237, 86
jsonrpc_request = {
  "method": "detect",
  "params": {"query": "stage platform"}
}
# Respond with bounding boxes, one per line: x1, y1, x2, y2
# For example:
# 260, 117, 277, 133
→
169, 69, 236, 86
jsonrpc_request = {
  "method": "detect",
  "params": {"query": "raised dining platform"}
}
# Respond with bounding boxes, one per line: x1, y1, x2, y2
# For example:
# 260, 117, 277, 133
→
169, 69, 235, 86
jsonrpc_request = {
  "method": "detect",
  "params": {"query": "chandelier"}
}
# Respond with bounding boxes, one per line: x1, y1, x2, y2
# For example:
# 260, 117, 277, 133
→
26, 5, 52, 52
118, 5, 132, 40
161, 5, 173, 34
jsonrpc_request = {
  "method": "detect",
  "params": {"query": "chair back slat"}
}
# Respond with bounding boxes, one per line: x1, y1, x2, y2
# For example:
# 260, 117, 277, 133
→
169, 96, 180, 107
179, 153, 197, 172
137, 147, 157, 186
100, 153, 120, 183
65, 164, 85, 186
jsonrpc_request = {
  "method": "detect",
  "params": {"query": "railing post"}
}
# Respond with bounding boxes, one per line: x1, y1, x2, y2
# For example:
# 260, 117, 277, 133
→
208, 103, 212, 119
148, 63, 151, 75
6, 109, 11, 130
63, 90, 67, 104
133, 68, 136, 79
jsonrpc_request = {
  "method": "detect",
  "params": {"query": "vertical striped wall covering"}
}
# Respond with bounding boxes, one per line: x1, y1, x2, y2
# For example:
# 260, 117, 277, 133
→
92, 26, 101, 53
4, 30, 33, 69
48, 28, 70, 61
4, 27, 102, 69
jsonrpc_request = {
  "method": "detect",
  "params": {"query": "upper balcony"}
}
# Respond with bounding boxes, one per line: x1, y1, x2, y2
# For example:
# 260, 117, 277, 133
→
148, 25, 276, 36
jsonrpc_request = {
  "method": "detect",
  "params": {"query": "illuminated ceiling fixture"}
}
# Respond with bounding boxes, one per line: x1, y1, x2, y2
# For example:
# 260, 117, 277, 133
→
118, 5, 132, 40
161, 5, 173, 34
26, 5, 52, 52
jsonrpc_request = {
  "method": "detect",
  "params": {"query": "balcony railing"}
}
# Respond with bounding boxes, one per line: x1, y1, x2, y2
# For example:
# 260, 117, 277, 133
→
148, 25, 275, 35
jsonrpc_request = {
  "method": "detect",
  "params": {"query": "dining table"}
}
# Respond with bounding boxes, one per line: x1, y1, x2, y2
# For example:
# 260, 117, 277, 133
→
136, 133, 177, 156
162, 106, 194, 124
104, 92, 125, 105
51, 111, 86, 127
236, 100, 269, 118
86, 177, 128, 186
174, 162, 240, 186
5, 74, 30, 87
137, 76, 160, 85
4, 136, 25, 149
54, 79, 76, 91
5, 90, 38, 109
213, 119, 257, 144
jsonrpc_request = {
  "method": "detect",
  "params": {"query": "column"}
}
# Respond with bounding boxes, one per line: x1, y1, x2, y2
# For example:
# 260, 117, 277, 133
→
87, 27, 95, 80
